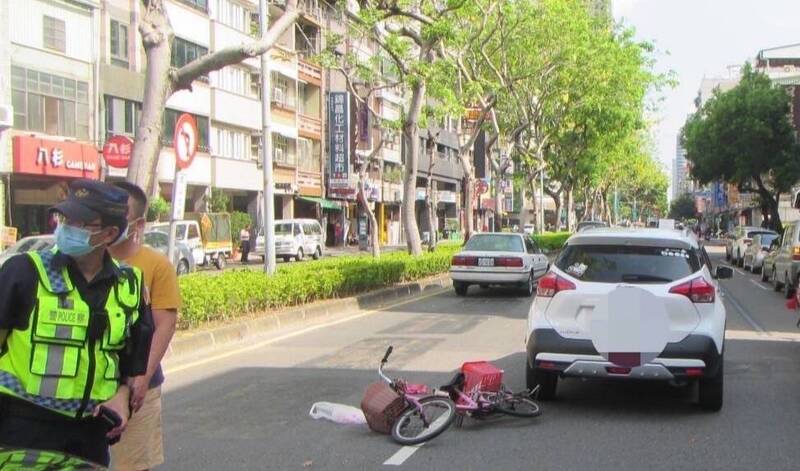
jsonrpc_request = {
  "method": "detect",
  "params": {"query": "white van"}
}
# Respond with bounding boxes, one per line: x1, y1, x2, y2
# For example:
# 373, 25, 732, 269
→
254, 219, 324, 262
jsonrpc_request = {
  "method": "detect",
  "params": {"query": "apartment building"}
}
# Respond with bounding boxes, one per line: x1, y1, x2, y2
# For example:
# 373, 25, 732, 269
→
4, 0, 101, 238
101, 0, 326, 225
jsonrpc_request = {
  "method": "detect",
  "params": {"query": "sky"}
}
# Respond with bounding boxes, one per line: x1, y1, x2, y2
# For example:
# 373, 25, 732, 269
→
612, 0, 800, 198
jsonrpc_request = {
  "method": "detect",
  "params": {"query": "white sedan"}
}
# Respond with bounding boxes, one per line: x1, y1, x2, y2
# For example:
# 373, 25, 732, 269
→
450, 233, 550, 296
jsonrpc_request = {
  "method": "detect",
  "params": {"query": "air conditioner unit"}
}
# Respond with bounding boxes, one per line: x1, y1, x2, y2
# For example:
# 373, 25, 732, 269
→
0, 104, 12, 130
272, 88, 285, 105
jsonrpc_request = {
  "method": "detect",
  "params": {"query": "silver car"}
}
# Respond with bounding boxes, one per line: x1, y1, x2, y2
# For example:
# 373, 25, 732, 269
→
0, 235, 55, 267
772, 221, 800, 298
743, 233, 780, 273
143, 231, 196, 275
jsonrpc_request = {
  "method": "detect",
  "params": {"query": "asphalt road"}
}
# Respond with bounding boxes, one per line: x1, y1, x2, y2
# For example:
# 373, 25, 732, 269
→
159, 245, 800, 470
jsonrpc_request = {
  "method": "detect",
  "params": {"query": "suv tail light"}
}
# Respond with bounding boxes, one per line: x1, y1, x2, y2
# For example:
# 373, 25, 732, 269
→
537, 272, 576, 297
496, 257, 523, 267
452, 255, 477, 266
669, 277, 715, 303
793, 246, 800, 261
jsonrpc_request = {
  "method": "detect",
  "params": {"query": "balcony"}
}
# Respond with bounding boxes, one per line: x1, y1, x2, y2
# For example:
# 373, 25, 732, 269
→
299, 114, 322, 139
212, 89, 261, 130
298, 59, 322, 86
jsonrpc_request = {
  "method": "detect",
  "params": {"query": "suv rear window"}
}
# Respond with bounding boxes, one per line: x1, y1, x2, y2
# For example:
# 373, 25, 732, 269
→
555, 244, 701, 283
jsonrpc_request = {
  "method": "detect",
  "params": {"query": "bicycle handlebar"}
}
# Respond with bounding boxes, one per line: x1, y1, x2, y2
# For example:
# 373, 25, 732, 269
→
381, 346, 393, 364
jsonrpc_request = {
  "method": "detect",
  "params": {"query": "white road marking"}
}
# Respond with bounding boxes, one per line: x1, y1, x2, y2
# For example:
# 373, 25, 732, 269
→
384, 445, 423, 466
722, 287, 767, 334
750, 279, 771, 291
726, 329, 800, 342
164, 288, 447, 375
735, 268, 747, 276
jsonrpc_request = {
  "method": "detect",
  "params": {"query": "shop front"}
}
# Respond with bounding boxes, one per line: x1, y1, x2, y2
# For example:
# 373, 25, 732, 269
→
10, 136, 100, 237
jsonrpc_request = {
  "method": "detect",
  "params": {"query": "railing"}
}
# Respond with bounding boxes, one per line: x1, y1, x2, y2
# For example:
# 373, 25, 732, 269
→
298, 59, 323, 83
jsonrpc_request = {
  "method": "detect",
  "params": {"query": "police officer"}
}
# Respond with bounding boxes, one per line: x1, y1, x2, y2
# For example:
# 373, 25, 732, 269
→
0, 180, 153, 468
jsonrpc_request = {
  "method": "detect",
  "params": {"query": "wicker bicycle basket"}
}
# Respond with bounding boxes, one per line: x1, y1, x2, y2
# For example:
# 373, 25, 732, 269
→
360, 382, 407, 434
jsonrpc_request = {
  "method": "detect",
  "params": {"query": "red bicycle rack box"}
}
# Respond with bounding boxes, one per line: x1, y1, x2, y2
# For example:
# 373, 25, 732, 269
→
461, 361, 504, 393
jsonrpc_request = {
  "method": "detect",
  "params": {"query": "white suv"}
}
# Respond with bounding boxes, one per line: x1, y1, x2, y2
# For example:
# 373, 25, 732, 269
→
526, 228, 733, 411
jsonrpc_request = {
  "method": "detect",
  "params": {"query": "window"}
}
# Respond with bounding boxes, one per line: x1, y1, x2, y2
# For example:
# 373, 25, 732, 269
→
555, 245, 701, 283
214, 126, 249, 160
214, 67, 249, 96
188, 225, 200, 239
43, 16, 66, 53
213, 0, 250, 33
271, 73, 294, 108
163, 109, 210, 152
105, 95, 141, 137
298, 137, 320, 171
177, 0, 208, 12
464, 234, 525, 253
11, 66, 89, 139
273, 135, 293, 165
171, 38, 209, 69
110, 20, 129, 68
251, 135, 260, 160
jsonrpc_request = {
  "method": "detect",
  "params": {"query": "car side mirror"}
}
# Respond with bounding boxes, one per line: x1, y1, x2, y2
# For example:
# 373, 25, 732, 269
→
714, 266, 733, 280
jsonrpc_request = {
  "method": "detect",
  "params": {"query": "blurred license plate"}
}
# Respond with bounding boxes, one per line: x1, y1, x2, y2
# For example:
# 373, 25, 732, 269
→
478, 258, 494, 267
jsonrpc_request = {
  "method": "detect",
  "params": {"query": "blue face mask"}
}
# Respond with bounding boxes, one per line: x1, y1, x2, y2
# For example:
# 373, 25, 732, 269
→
55, 224, 103, 257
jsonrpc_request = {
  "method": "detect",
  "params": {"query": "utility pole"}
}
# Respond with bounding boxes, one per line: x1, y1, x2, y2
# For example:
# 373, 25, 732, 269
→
260, 0, 276, 275
539, 159, 545, 234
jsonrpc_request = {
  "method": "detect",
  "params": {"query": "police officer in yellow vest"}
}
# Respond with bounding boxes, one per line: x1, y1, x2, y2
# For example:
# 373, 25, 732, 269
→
0, 180, 153, 468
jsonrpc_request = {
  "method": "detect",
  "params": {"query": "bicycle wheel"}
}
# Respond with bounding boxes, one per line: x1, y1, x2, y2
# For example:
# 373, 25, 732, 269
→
493, 394, 542, 418
391, 396, 457, 446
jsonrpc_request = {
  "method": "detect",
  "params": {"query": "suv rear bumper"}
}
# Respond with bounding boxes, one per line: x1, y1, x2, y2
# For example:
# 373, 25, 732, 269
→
527, 329, 723, 380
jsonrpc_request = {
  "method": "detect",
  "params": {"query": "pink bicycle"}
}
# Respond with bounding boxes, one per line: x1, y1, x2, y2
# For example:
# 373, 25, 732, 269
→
439, 361, 542, 426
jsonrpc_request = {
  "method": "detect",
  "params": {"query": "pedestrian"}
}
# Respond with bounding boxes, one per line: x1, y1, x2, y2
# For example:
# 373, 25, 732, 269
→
109, 182, 182, 471
0, 179, 153, 468
239, 224, 251, 264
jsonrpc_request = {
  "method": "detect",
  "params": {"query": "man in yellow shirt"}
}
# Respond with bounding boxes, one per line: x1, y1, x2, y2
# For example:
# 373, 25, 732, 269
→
109, 182, 181, 470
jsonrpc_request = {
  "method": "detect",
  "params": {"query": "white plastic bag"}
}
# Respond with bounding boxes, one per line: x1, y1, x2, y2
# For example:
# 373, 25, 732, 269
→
309, 402, 368, 426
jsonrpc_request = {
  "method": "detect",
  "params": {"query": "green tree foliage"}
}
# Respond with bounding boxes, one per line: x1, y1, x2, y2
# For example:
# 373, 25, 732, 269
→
669, 193, 697, 220
683, 64, 800, 231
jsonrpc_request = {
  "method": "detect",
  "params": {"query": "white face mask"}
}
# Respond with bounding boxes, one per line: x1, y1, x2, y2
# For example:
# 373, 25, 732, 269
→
111, 218, 142, 247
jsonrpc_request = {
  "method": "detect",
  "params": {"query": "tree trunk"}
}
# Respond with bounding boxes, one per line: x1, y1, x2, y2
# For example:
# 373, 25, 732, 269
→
402, 82, 426, 256
544, 186, 562, 233
425, 142, 438, 251
127, 1, 174, 194
462, 166, 475, 243
357, 171, 380, 258
528, 175, 538, 232
567, 187, 576, 231
585, 188, 595, 222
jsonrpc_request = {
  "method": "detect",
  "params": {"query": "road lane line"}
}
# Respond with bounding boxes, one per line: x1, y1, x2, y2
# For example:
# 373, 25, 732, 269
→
722, 287, 768, 334
384, 445, 423, 466
750, 279, 771, 291
165, 288, 448, 375
735, 268, 747, 276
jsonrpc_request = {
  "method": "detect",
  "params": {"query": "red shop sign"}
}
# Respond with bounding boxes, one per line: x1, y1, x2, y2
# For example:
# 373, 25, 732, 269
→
102, 135, 133, 169
13, 136, 100, 179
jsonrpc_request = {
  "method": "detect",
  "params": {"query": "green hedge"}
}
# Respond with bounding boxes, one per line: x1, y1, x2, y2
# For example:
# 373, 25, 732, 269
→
177, 244, 461, 329
532, 232, 572, 251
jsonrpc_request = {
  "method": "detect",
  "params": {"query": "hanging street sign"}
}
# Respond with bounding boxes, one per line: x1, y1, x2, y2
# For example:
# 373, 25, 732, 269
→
102, 135, 133, 169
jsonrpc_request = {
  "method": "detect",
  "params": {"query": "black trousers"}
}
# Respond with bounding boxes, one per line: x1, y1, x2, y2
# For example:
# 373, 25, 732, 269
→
0, 394, 110, 467
240, 240, 251, 263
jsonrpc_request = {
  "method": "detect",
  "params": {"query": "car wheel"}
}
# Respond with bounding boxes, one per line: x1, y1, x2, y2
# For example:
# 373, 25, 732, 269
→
725, 249, 731, 261
454, 281, 468, 296
295, 248, 304, 262
521, 272, 535, 297
177, 259, 190, 276
784, 274, 794, 299
698, 359, 723, 412
282, 256, 290, 263
312, 246, 322, 260
261, 255, 266, 263
214, 254, 226, 270
526, 361, 557, 401
737, 253, 744, 267
761, 265, 769, 282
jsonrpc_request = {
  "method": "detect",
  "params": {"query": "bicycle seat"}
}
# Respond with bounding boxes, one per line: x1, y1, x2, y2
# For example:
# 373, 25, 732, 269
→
439, 372, 464, 392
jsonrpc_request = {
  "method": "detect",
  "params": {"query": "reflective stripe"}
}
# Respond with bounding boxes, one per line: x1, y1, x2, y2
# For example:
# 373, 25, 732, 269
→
0, 371, 95, 415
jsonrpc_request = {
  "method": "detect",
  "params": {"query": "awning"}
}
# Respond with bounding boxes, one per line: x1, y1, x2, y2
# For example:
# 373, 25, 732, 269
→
298, 196, 342, 211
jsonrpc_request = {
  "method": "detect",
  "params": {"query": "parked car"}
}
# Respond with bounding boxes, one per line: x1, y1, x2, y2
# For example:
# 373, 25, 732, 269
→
449, 232, 549, 296
526, 227, 732, 410
142, 231, 196, 275
0, 235, 55, 267
772, 221, 800, 298
761, 238, 781, 283
727, 226, 775, 266
743, 232, 780, 273
254, 219, 324, 262
150, 212, 232, 269
576, 220, 609, 232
